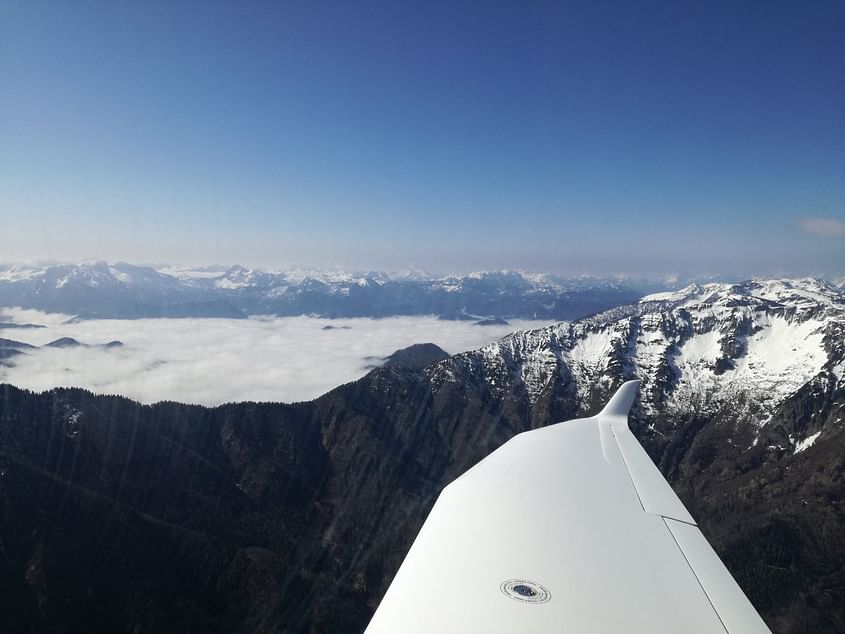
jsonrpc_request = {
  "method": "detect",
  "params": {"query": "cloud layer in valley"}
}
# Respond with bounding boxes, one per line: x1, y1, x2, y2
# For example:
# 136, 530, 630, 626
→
0, 309, 550, 406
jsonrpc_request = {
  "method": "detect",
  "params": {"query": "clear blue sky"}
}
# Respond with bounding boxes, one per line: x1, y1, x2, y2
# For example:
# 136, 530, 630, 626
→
1, 1, 843, 276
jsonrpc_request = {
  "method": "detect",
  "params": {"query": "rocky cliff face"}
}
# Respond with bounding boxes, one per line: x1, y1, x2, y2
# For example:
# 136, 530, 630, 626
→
441, 279, 844, 440
0, 278, 843, 632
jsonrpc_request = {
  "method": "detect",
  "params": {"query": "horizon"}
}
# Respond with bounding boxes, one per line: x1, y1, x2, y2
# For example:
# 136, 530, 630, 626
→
2, 2, 843, 275
0, 258, 844, 285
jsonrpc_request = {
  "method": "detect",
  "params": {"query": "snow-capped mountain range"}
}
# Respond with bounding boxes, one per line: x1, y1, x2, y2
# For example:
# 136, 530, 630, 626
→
0, 261, 674, 320
428, 278, 845, 453
0, 277, 843, 631
2, 262, 841, 454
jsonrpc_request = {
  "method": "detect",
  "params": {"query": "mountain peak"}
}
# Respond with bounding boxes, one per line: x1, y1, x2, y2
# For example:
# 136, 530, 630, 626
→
382, 343, 450, 370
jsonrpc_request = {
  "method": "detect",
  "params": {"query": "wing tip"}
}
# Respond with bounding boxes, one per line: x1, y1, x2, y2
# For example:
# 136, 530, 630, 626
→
599, 379, 640, 418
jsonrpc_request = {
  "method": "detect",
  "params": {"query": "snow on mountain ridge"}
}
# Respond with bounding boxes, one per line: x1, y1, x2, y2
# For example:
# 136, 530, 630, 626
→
0, 264, 47, 283
6, 262, 843, 297
3, 263, 843, 326
641, 278, 843, 309
428, 279, 845, 450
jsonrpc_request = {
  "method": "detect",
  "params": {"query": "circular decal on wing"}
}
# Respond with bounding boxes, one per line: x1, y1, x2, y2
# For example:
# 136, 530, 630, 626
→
500, 579, 551, 604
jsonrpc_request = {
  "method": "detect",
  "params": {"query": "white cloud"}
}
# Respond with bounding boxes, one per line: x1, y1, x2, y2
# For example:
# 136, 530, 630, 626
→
0, 309, 552, 406
798, 217, 845, 238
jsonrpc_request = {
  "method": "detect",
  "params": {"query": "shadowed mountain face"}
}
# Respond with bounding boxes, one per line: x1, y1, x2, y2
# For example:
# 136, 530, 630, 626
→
381, 343, 450, 369
0, 279, 843, 633
0, 377, 512, 634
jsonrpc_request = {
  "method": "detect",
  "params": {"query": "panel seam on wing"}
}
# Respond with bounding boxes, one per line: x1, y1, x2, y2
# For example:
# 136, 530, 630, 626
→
609, 427, 647, 513
610, 425, 696, 524
662, 517, 730, 634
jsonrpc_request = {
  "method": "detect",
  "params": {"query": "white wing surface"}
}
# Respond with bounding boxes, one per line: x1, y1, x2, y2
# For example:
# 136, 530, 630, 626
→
365, 380, 770, 633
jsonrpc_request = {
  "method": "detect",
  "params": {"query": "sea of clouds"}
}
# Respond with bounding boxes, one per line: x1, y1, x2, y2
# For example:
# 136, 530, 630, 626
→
0, 308, 551, 406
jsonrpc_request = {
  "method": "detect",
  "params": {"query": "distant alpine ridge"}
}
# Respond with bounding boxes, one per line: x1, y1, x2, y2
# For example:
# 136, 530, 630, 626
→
1, 261, 688, 320
0, 336, 122, 364
0, 278, 842, 632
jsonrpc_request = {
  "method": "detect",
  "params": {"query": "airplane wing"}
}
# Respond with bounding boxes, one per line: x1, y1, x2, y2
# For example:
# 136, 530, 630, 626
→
365, 380, 770, 633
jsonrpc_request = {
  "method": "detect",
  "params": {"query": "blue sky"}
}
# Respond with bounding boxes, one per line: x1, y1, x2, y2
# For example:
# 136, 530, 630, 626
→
1, 1, 843, 276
